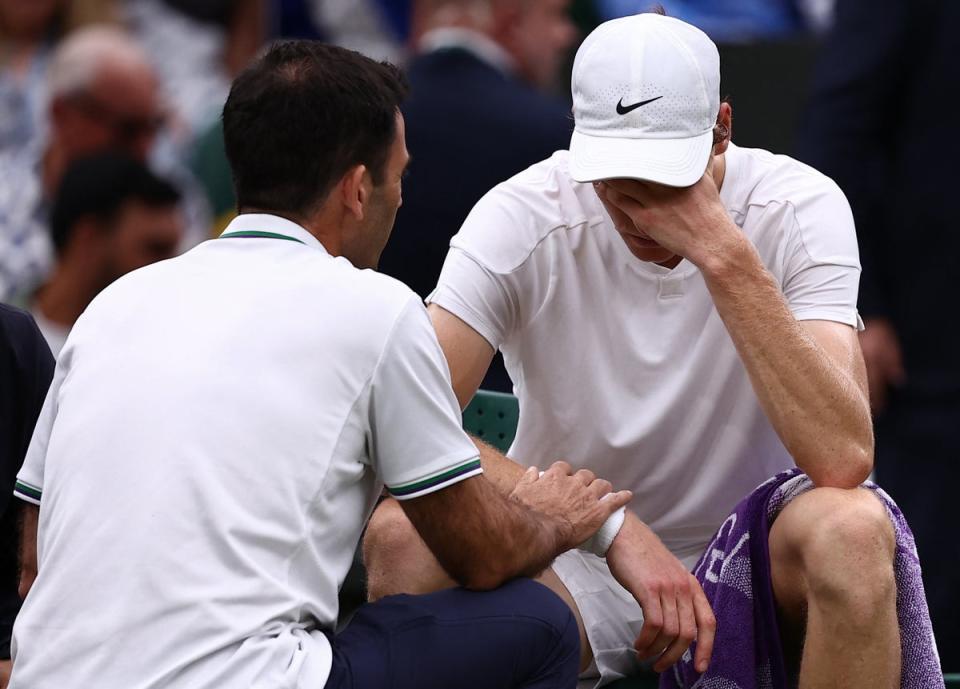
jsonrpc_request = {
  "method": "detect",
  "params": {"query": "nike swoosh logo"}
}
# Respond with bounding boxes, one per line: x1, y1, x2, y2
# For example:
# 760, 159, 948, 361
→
616, 95, 663, 115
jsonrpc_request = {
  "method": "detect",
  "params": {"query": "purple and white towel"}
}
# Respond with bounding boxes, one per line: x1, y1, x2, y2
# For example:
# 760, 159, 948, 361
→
661, 469, 943, 689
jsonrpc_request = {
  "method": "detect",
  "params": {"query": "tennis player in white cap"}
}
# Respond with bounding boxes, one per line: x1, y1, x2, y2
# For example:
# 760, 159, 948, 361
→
366, 11, 909, 689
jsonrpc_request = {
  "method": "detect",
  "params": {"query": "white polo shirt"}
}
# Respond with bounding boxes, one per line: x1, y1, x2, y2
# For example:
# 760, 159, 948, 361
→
11, 214, 481, 689
429, 143, 861, 563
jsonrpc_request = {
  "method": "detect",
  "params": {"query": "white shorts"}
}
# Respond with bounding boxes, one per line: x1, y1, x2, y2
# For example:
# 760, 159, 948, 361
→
553, 548, 703, 688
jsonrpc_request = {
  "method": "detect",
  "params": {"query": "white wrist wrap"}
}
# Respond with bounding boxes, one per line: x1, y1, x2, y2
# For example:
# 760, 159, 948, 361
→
579, 505, 626, 558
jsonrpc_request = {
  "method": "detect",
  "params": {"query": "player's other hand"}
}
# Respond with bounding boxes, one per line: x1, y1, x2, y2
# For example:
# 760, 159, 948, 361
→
606, 513, 716, 674
509, 462, 632, 551
859, 317, 905, 414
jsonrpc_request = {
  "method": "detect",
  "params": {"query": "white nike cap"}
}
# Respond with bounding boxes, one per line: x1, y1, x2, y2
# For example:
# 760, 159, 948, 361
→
568, 14, 721, 187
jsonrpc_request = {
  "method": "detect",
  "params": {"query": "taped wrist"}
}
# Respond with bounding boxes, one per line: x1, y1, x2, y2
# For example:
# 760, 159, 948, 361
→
579, 505, 626, 557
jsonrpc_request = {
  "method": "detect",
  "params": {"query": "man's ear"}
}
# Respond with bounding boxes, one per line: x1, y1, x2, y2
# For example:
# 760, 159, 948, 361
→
713, 102, 733, 156
339, 164, 371, 221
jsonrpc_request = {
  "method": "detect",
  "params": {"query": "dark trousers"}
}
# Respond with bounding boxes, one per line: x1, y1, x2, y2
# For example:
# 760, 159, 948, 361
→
876, 397, 960, 672
325, 578, 580, 689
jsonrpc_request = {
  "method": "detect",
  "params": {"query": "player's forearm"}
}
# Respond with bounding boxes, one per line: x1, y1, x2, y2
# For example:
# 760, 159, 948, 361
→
698, 237, 873, 488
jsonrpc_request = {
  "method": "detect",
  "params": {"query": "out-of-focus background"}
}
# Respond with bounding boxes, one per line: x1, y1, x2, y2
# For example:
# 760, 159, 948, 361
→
0, 0, 956, 673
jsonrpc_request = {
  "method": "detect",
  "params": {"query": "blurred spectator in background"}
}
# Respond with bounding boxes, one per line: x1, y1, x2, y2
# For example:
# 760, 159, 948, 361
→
0, 0, 65, 153
377, 0, 576, 391
595, 0, 834, 41
0, 305, 53, 687
0, 25, 208, 303
31, 152, 182, 356
311, 0, 409, 63
0, 1, 119, 155
797, 0, 960, 670
124, 0, 266, 146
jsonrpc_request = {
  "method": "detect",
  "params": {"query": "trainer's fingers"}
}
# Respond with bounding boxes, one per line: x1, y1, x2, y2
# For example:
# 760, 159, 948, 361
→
547, 460, 572, 476
692, 580, 716, 674
517, 466, 539, 485
654, 592, 696, 672
575, 468, 596, 485
588, 477, 612, 499
633, 590, 664, 656
598, 489, 632, 512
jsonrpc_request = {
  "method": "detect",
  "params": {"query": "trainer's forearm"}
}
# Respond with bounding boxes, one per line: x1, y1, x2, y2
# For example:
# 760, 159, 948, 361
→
473, 437, 526, 492
698, 236, 873, 487
404, 474, 568, 591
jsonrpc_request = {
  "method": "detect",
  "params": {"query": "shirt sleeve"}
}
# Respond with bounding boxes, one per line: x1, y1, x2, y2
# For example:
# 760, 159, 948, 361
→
427, 247, 519, 351
368, 296, 482, 500
14, 353, 65, 507
772, 195, 864, 330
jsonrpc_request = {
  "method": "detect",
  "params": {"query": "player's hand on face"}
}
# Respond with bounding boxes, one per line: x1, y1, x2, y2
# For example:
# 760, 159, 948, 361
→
509, 462, 632, 550
605, 514, 716, 674
596, 163, 737, 267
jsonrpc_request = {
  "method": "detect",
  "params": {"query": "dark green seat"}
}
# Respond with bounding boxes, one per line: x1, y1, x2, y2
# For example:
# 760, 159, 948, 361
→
462, 389, 519, 453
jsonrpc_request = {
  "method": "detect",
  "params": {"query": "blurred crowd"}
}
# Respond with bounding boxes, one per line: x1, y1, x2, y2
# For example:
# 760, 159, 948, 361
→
0, 0, 957, 677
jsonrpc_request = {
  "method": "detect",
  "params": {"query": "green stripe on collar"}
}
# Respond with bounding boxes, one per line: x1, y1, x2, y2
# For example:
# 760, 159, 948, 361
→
219, 231, 306, 245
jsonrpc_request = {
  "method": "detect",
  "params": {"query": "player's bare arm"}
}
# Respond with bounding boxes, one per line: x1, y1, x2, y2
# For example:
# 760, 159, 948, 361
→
427, 303, 716, 672
598, 150, 873, 489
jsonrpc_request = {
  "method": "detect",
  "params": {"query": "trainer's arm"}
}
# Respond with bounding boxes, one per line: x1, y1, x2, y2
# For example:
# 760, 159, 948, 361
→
401, 465, 630, 591
18, 503, 38, 600
602, 177, 873, 488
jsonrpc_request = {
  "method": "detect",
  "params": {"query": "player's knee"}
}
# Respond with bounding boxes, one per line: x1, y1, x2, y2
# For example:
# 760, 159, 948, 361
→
363, 499, 421, 599
789, 489, 896, 609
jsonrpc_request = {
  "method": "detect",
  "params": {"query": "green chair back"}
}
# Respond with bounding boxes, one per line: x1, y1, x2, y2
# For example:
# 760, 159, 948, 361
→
462, 389, 519, 453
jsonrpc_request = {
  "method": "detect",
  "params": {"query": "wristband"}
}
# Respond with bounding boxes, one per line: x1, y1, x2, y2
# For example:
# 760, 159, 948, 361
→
579, 505, 626, 558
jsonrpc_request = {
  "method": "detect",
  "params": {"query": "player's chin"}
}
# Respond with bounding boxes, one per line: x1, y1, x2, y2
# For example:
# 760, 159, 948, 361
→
622, 235, 676, 264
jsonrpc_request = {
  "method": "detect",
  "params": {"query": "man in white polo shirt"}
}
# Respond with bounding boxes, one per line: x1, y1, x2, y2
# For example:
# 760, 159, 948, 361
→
365, 13, 909, 688
8, 41, 634, 689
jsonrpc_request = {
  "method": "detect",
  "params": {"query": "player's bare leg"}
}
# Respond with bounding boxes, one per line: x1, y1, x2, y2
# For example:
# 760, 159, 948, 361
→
769, 487, 900, 689
364, 494, 594, 671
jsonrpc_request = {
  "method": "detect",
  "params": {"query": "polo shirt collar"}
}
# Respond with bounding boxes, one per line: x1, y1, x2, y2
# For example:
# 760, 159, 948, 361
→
220, 214, 328, 254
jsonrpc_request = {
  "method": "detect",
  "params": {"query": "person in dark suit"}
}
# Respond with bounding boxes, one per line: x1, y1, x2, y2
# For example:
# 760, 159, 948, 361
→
0, 305, 54, 687
797, 0, 960, 671
378, 0, 576, 391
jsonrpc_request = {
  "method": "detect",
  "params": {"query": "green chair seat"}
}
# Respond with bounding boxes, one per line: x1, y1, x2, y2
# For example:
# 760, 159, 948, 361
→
462, 389, 519, 454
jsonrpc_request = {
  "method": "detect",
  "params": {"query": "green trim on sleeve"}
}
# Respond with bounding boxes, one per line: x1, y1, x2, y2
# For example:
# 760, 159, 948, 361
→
388, 458, 482, 498
14, 480, 41, 501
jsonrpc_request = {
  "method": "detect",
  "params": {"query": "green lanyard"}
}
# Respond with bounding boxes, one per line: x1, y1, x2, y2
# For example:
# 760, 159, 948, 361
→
219, 230, 306, 245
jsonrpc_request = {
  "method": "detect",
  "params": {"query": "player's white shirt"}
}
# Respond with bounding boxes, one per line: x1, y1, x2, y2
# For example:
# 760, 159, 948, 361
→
12, 214, 481, 689
429, 143, 861, 562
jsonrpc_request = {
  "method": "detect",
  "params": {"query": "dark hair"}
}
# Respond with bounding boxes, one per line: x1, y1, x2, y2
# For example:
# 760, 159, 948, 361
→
50, 152, 181, 254
222, 41, 408, 216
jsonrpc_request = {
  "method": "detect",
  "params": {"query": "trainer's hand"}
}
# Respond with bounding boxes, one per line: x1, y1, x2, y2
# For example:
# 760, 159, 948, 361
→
606, 513, 715, 674
0, 658, 11, 688
859, 317, 905, 414
509, 462, 632, 551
